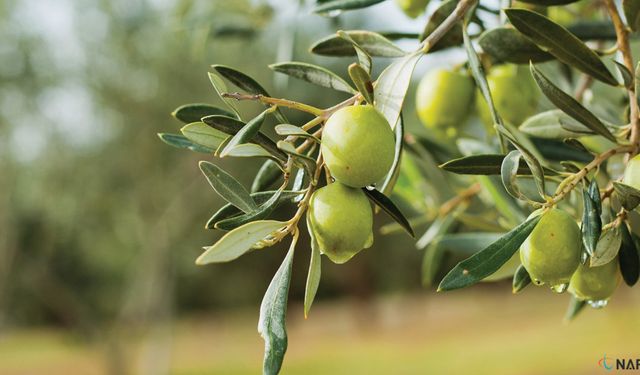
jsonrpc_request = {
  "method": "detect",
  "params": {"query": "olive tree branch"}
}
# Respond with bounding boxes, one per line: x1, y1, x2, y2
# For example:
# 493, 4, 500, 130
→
421, 0, 478, 54
221, 92, 324, 116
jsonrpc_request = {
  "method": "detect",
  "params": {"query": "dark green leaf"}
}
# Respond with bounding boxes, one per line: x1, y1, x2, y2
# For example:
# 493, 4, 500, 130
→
438, 215, 541, 291
309, 30, 406, 57
529, 63, 617, 142
564, 295, 586, 322
252, 160, 284, 193
312, 0, 386, 14
258, 242, 294, 375
157, 133, 214, 153
269, 62, 356, 94
199, 161, 258, 214
441, 154, 557, 176
512, 264, 531, 294
212, 65, 288, 124
374, 51, 422, 128
619, 223, 640, 286
614, 61, 634, 89
214, 189, 285, 231
172, 103, 237, 123
478, 27, 553, 64
419, 0, 463, 51
206, 190, 302, 229
505, 9, 618, 85
568, 21, 617, 41
181, 121, 229, 150
202, 115, 287, 162
221, 109, 268, 157
304, 214, 322, 318
613, 182, 640, 211
362, 188, 415, 237
624, 0, 640, 31
581, 181, 602, 257
348, 63, 374, 104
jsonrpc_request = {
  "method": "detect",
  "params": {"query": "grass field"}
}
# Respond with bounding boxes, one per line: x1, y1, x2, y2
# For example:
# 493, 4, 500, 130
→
1, 285, 639, 374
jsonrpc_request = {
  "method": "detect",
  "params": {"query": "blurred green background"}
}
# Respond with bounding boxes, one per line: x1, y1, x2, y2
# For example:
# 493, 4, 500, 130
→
1, 0, 639, 373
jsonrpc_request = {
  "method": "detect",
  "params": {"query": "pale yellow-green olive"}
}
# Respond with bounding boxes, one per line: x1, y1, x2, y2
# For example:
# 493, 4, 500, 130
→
569, 257, 620, 301
416, 68, 475, 130
623, 154, 640, 190
395, 0, 430, 18
308, 182, 373, 264
321, 105, 395, 188
520, 208, 581, 287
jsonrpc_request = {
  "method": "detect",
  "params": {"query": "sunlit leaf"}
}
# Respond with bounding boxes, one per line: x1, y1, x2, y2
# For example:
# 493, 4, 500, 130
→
348, 63, 374, 104
590, 226, 622, 267
180, 121, 229, 150
374, 50, 422, 128
310, 30, 406, 57
304, 214, 322, 318
269, 62, 356, 94
207, 72, 242, 119
337, 31, 373, 73
520, 110, 594, 139
221, 109, 268, 157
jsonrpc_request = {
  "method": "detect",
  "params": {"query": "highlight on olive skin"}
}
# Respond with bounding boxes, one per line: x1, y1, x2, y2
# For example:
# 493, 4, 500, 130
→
416, 68, 475, 131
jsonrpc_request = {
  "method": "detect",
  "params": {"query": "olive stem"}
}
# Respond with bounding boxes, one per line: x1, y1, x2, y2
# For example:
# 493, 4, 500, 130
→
221, 92, 324, 116
438, 182, 481, 217
421, 0, 478, 54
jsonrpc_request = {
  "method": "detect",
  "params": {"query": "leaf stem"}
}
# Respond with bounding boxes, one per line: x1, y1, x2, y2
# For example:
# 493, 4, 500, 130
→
222, 92, 324, 116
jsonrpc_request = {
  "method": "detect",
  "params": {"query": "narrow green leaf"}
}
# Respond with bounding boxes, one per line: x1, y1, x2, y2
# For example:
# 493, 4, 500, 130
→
380, 113, 404, 195
336, 31, 372, 73
436, 233, 505, 255
529, 63, 616, 142
276, 141, 316, 177
224, 143, 275, 160
309, 30, 406, 57
496, 125, 546, 199
172, 103, 237, 123
441, 154, 557, 176
416, 211, 459, 250
274, 124, 319, 142
214, 189, 284, 231
202, 115, 287, 162
478, 176, 527, 226
207, 72, 242, 119
252, 160, 284, 193
258, 241, 295, 375
157, 133, 214, 153
581, 181, 602, 257
206, 190, 302, 229
614, 61, 634, 89
312, 0, 386, 14
501, 150, 525, 200
612, 182, 640, 211
422, 242, 447, 287
419, 0, 463, 50
199, 161, 258, 214
212, 65, 288, 124
269, 62, 356, 94
221, 109, 268, 157
478, 27, 553, 64
516, 0, 580, 4
505, 9, 618, 85
374, 50, 422, 128
348, 63, 374, 104
512, 264, 531, 293
623, 0, 640, 31
520, 110, 592, 139
362, 188, 415, 237
304, 214, 322, 318
590, 227, 622, 267
196, 220, 287, 264
619, 223, 640, 286
564, 295, 586, 322
181, 121, 228, 150
292, 168, 307, 203
438, 215, 541, 291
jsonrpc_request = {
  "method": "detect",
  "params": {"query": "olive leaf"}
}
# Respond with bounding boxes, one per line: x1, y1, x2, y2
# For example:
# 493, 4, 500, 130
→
416, 206, 462, 250
422, 242, 447, 287
291, 169, 307, 203
157, 133, 214, 154
623, 0, 640, 31
529, 63, 617, 142
505, 9, 618, 86
304, 214, 322, 318
478, 27, 552, 64
269, 62, 356, 94
581, 180, 602, 257
419, 0, 463, 51
221, 109, 269, 157
436, 232, 505, 255
501, 150, 526, 200
312, 0, 386, 14
258, 241, 294, 375
590, 226, 622, 267
440, 154, 556, 176
619, 223, 640, 286
252, 160, 284, 193
276, 141, 316, 177
309, 30, 406, 57
612, 182, 640, 211
512, 264, 531, 294
380, 113, 404, 196
374, 50, 422, 129
274, 124, 320, 142
207, 72, 242, 119
181, 121, 229, 150
212, 65, 288, 124
199, 161, 258, 214
520, 110, 593, 139
337, 30, 372, 73
224, 144, 276, 160
196, 220, 288, 264
348, 63, 374, 104
564, 295, 587, 322
172, 103, 237, 123
206, 190, 302, 229
214, 189, 285, 231
477, 176, 527, 227
438, 215, 542, 291
362, 187, 415, 237
614, 61, 634, 89
516, 0, 580, 4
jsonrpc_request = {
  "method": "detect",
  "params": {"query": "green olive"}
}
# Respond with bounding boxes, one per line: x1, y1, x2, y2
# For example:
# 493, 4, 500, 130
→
569, 257, 620, 301
308, 182, 373, 264
548, 2, 596, 26
394, 0, 430, 18
416, 69, 475, 130
623, 154, 640, 190
520, 208, 581, 287
322, 105, 395, 187
476, 64, 539, 128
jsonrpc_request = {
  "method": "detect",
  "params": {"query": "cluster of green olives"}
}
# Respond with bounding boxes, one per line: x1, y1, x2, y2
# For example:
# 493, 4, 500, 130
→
308, 105, 396, 264
415, 64, 539, 134
519, 208, 620, 305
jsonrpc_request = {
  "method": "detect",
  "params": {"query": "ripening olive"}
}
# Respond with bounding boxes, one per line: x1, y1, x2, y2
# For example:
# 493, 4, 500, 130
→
321, 105, 395, 188
569, 257, 620, 301
520, 209, 581, 287
395, 0, 430, 18
476, 64, 539, 128
623, 154, 640, 190
416, 69, 475, 130
308, 182, 373, 264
